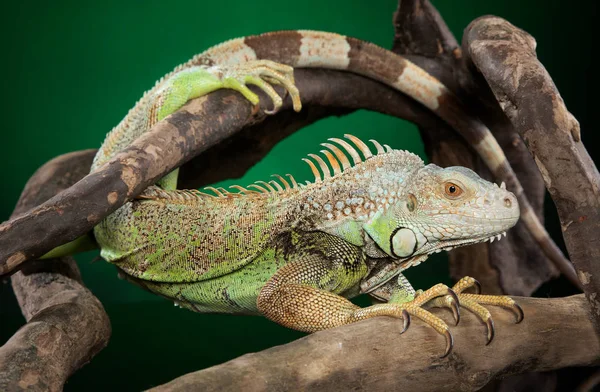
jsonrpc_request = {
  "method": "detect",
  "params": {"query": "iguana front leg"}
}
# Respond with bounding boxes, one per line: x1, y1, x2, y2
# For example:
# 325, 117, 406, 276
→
257, 233, 457, 355
371, 274, 523, 355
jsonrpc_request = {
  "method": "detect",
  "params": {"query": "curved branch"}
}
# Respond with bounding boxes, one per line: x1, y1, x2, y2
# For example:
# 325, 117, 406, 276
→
463, 16, 600, 334
0, 150, 111, 392
150, 295, 598, 392
0, 69, 438, 276
391, 0, 559, 296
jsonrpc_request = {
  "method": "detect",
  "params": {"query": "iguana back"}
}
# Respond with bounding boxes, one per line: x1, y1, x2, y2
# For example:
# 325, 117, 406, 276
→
96, 143, 423, 284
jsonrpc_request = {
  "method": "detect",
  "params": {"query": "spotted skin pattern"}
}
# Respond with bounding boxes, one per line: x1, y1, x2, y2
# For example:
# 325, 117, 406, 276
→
97, 133, 523, 356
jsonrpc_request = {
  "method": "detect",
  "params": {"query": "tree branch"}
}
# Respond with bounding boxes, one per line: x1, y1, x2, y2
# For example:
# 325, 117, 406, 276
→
391, 0, 557, 295
149, 295, 598, 392
463, 16, 600, 335
0, 150, 111, 392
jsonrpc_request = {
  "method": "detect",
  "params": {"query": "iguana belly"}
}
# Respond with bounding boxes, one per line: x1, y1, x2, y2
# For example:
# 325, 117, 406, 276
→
120, 247, 285, 314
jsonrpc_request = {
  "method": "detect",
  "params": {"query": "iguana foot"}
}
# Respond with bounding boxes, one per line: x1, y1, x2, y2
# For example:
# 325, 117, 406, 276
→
355, 283, 459, 358
427, 276, 524, 344
216, 59, 301, 114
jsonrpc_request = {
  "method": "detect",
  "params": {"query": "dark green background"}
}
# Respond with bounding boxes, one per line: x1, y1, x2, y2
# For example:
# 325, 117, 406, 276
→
1, 1, 597, 390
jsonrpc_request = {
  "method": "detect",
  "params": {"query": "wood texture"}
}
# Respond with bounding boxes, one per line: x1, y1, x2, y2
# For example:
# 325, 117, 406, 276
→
0, 150, 111, 392
463, 15, 600, 335
150, 295, 599, 392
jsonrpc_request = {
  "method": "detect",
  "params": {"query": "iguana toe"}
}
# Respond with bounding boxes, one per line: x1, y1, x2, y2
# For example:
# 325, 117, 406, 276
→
220, 60, 301, 114
428, 276, 524, 345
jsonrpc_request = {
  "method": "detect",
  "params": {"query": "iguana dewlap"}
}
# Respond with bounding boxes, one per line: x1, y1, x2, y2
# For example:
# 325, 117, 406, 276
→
90, 31, 527, 357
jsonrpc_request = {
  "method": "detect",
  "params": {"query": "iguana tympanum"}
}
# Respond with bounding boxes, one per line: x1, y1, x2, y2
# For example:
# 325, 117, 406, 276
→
77, 31, 530, 357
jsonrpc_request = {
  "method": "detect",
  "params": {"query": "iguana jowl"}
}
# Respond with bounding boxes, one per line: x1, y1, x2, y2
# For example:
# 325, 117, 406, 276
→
88, 31, 528, 357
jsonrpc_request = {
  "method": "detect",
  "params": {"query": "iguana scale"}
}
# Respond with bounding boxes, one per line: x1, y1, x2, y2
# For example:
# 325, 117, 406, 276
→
85, 31, 533, 356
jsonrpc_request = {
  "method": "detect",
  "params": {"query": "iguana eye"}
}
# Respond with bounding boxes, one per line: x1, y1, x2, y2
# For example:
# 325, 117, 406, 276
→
444, 182, 463, 199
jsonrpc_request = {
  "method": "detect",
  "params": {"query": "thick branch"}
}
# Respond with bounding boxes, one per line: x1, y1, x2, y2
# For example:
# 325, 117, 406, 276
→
0, 150, 111, 392
463, 16, 600, 334
150, 295, 598, 392
392, 0, 555, 295
0, 69, 439, 276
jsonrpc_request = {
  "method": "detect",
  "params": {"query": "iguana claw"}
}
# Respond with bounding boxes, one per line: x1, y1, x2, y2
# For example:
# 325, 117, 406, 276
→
442, 330, 454, 358
485, 317, 495, 345
400, 309, 410, 334
513, 303, 525, 323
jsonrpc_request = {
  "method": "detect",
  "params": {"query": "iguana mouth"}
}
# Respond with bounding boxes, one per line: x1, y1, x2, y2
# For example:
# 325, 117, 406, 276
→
400, 231, 508, 269
435, 231, 508, 253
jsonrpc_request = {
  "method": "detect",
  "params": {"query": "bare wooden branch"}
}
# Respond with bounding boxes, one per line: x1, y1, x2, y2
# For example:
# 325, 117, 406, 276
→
0, 150, 111, 392
149, 295, 598, 392
0, 69, 438, 276
463, 16, 600, 334
393, 0, 460, 61
391, 0, 557, 295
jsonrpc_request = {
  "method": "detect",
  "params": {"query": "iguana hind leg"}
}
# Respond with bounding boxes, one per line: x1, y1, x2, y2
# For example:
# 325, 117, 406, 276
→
153, 60, 301, 189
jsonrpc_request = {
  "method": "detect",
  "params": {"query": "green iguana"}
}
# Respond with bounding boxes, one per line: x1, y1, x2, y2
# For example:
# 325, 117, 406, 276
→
87, 30, 573, 283
66, 31, 532, 357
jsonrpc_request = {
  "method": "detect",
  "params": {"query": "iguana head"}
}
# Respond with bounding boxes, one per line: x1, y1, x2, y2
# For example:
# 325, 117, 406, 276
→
362, 160, 519, 264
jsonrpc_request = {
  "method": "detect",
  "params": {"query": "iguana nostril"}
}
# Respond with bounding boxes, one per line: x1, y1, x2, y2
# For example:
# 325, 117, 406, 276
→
504, 197, 512, 208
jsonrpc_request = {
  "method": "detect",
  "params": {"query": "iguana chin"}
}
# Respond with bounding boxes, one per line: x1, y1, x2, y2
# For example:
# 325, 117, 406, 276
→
52, 30, 528, 357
